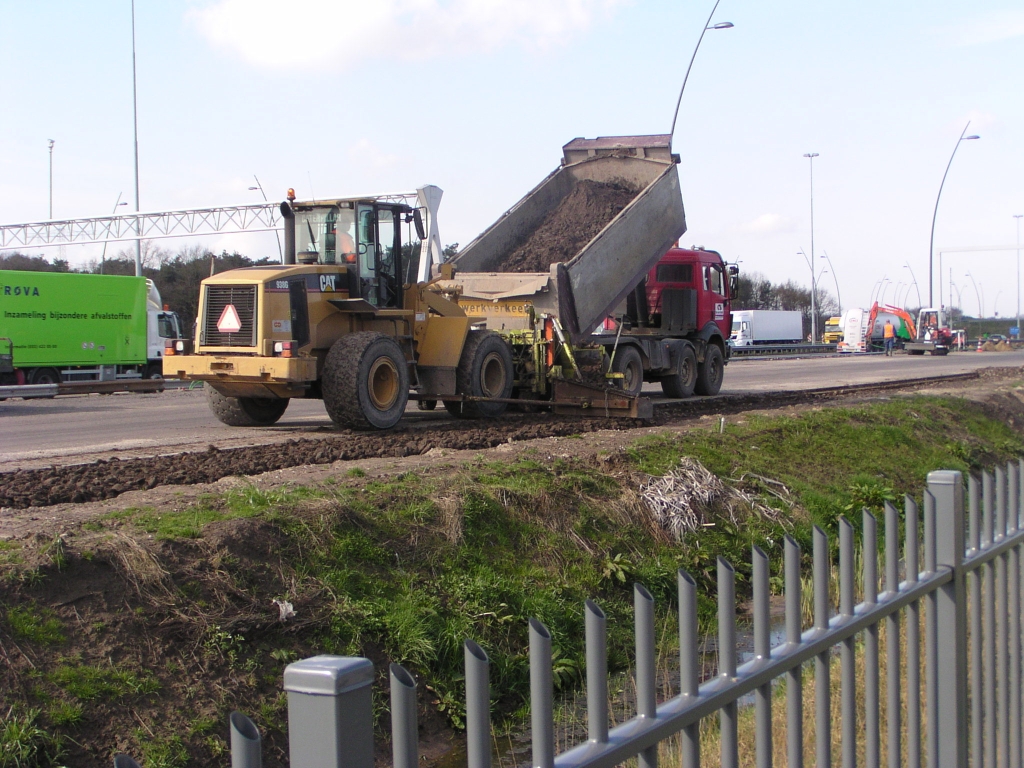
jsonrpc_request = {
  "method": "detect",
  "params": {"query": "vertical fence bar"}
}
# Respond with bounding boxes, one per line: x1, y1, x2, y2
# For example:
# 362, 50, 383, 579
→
229, 711, 262, 768
985, 471, 997, 768
907, 495, 922, 768
785, 535, 803, 768
529, 618, 554, 768
753, 546, 772, 768
928, 470, 968, 768
839, 517, 857, 768
997, 466, 1010, 768
635, 584, 658, 768
924, 490, 939, 768
678, 570, 700, 768
863, 511, 880, 768
584, 600, 608, 746
970, 475, 984, 768
885, 501, 901, 768
813, 526, 831, 768
1008, 461, 1021, 768
1020, 459, 1024, 768
465, 640, 491, 768
718, 558, 738, 768
390, 664, 418, 768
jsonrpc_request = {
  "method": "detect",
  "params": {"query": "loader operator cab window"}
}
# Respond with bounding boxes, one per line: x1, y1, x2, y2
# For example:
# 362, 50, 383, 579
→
357, 204, 402, 309
294, 206, 356, 266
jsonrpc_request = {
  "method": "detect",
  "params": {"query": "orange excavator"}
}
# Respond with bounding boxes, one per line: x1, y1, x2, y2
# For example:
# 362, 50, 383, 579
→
866, 303, 916, 350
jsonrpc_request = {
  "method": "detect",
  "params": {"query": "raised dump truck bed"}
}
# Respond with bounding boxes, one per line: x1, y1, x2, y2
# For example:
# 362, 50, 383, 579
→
448, 135, 686, 344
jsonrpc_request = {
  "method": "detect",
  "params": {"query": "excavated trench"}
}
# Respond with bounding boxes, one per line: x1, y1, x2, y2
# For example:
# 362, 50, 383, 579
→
0, 372, 994, 511
0, 415, 638, 509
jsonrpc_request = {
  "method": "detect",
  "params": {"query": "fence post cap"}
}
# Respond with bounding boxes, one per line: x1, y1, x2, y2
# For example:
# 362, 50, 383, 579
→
926, 469, 962, 486
284, 655, 374, 696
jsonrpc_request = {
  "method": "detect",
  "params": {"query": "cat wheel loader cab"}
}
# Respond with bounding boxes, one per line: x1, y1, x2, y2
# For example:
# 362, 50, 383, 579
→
164, 186, 515, 430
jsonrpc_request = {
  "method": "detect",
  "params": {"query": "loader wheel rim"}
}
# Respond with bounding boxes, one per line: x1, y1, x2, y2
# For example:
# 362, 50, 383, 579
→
368, 357, 401, 411
480, 352, 507, 398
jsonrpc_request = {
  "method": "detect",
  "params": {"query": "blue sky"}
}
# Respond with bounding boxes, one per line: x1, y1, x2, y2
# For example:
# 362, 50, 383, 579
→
2, 1, 1022, 319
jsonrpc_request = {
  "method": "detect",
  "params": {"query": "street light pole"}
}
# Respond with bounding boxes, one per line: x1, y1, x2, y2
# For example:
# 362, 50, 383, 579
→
804, 152, 819, 340
47, 139, 55, 219
928, 121, 979, 307
669, 0, 733, 140
100, 194, 128, 274
821, 250, 841, 315
1015, 214, 1022, 337
965, 272, 982, 318
903, 262, 922, 308
249, 176, 284, 261
131, 0, 142, 277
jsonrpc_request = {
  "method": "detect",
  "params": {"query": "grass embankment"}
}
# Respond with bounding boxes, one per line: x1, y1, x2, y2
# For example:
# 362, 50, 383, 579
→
0, 395, 1021, 768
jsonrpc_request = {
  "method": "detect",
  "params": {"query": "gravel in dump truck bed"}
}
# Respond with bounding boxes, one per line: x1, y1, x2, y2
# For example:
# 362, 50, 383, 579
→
495, 179, 637, 273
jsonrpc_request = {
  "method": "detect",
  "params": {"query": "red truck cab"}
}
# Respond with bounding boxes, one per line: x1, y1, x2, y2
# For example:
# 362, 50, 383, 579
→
643, 246, 734, 341
603, 245, 736, 399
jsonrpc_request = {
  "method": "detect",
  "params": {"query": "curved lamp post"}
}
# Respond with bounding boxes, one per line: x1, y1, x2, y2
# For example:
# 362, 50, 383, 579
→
965, 272, 982, 318
249, 175, 284, 261
100, 194, 129, 274
1015, 214, 1022, 336
928, 122, 979, 307
821, 250, 841, 314
903, 262, 922, 308
669, 0, 733, 139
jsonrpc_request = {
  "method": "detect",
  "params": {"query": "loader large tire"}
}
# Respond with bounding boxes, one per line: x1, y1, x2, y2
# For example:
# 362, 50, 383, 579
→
207, 386, 289, 426
323, 332, 409, 430
694, 343, 724, 396
660, 344, 697, 399
444, 330, 514, 419
605, 345, 644, 397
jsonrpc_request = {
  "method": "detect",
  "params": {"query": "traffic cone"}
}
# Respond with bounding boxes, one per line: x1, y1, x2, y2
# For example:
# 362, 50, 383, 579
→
977, 339, 984, 352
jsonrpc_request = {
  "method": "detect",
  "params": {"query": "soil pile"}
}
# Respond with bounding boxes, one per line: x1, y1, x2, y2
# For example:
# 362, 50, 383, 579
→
495, 180, 637, 272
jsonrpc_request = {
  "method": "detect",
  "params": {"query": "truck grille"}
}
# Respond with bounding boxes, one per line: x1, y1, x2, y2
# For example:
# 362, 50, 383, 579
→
202, 285, 258, 347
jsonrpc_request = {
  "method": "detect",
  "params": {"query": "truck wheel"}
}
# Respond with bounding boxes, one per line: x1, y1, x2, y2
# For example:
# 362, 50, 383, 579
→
323, 332, 409, 430
207, 386, 289, 426
694, 344, 724, 396
444, 330, 514, 419
606, 346, 644, 397
661, 345, 697, 398
417, 399, 438, 411
29, 367, 61, 385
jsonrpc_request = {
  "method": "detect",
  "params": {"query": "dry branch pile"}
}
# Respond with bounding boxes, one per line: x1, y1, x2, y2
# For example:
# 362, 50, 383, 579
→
640, 457, 785, 540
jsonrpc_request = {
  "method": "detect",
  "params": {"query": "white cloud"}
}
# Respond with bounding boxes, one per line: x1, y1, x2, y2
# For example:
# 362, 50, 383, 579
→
188, 0, 626, 70
931, 10, 1024, 48
740, 213, 796, 235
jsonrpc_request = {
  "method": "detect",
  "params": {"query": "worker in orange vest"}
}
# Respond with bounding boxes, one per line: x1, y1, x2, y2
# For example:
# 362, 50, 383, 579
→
883, 319, 896, 356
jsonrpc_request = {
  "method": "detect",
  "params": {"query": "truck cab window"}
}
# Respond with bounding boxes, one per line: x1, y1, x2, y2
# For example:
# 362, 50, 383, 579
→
705, 265, 723, 295
157, 314, 176, 338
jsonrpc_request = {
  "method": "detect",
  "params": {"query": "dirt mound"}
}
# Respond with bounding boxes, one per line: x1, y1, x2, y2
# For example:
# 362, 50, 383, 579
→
495, 180, 637, 272
0, 416, 638, 510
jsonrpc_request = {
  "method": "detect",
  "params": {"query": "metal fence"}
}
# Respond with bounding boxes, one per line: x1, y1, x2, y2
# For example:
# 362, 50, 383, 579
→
115, 465, 1024, 768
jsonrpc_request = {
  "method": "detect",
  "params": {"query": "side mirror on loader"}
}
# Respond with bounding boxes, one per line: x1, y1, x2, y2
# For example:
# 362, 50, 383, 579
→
412, 209, 426, 241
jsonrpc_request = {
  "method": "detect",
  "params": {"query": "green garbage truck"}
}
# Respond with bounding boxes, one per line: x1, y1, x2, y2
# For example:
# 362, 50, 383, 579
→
0, 271, 183, 385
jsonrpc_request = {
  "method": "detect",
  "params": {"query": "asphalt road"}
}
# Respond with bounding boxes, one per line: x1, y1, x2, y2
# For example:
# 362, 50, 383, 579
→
2, 350, 1021, 469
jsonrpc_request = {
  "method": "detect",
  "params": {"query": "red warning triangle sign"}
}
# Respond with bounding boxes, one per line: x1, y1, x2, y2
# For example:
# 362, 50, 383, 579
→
217, 304, 243, 334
